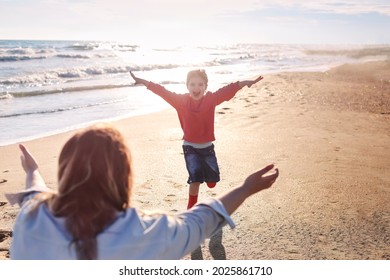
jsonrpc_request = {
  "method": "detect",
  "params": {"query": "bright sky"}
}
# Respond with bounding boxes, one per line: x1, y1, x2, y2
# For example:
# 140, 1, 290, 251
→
1, 0, 390, 45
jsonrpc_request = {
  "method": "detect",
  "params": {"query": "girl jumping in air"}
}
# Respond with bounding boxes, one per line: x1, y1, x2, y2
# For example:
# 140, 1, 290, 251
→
130, 70, 263, 209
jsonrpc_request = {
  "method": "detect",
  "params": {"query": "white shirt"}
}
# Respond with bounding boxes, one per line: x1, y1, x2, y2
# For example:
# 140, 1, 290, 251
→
7, 189, 235, 260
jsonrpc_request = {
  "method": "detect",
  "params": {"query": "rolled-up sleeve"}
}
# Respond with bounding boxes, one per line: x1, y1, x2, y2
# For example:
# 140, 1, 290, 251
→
156, 198, 235, 259
5, 185, 54, 207
195, 198, 235, 229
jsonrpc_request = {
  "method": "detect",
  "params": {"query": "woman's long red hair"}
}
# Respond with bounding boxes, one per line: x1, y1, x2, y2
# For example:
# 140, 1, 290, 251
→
49, 124, 132, 259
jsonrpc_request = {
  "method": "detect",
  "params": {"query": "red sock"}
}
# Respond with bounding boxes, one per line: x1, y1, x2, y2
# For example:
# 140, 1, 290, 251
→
206, 182, 216, 188
187, 194, 198, 209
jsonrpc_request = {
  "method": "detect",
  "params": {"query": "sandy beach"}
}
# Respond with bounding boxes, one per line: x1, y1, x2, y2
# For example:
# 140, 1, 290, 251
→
1, 60, 389, 260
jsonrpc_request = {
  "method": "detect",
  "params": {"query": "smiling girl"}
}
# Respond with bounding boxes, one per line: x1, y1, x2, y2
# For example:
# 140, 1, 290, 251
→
130, 70, 263, 209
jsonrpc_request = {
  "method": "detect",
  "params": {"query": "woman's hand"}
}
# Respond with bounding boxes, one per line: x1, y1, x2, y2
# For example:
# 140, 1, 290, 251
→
242, 164, 278, 195
19, 144, 38, 174
19, 144, 47, 190
218, 163, 279, 215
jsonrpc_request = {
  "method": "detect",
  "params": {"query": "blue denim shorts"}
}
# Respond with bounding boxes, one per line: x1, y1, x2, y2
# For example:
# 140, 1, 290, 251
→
182, 144, 220, 184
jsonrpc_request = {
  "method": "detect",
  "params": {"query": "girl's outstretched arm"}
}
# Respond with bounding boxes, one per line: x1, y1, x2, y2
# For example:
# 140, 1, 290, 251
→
238, 75, 263, 89
130, 71, 150, 87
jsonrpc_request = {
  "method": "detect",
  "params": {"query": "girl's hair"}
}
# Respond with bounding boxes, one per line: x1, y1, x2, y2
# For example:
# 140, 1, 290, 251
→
186, 69, 208, 87
49, 124, 132, 259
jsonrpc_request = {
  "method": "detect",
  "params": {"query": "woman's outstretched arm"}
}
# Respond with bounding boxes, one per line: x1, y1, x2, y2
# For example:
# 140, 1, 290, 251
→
218, 164, 278, 215
19, 144, 47, 190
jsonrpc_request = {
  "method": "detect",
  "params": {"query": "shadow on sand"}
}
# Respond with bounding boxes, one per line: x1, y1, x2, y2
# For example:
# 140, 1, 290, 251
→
191, 229, 226, 260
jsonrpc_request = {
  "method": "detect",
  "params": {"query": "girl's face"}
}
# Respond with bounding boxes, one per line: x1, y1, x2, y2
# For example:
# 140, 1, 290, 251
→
187, 76, 207, 100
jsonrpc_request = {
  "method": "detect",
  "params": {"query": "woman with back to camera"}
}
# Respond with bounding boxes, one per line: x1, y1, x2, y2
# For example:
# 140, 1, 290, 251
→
6, 123, 278, 259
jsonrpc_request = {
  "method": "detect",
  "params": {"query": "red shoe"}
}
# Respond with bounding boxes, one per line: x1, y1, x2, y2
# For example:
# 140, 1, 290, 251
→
206, 182, 216, 188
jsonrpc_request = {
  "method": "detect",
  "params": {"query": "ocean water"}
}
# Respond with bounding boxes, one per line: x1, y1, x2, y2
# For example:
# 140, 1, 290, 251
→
0, 40, 389, 146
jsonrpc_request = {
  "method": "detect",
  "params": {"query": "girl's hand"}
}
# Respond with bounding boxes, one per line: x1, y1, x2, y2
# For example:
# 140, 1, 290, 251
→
239, 75, 264, 89
130, 71, 137, 82
250, 75, 263, 87
130, 71, 150, 87
247, 75, 263, 88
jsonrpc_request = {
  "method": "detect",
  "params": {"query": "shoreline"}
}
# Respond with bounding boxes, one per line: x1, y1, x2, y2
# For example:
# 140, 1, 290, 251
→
2, 55, 389, 148
1, 60, 389, 260
0, 106, 170, 148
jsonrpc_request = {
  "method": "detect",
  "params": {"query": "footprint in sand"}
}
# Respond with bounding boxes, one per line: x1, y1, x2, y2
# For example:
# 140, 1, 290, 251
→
166, 180, 182, 190
0, 230, 12, 243
0, 179, 7, 184
0, 202, 7, 207
206, 190, 217, 197
218, 108, 231, 115
163, 194, 176, 202
0, 230, 12, 259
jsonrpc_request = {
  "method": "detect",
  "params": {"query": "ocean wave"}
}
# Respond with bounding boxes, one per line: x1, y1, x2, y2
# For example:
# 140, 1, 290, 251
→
1, 53, 114, 62
113, 44, 138, 52
67, 42, 139, 52
0, 72, 59, 85
0, 55, 48, 62
0, 46, 56, 62
7, 47, 35, 55
67, 42, 100, 51
56, 54, 91, 59
0, 93, 13, 99
0, 42, 131, 63
214, 54, 256, 65
0, 84, 133, 99
0, 64, 181, 87
304, 46, 390, 59
0, 97, 128, 119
